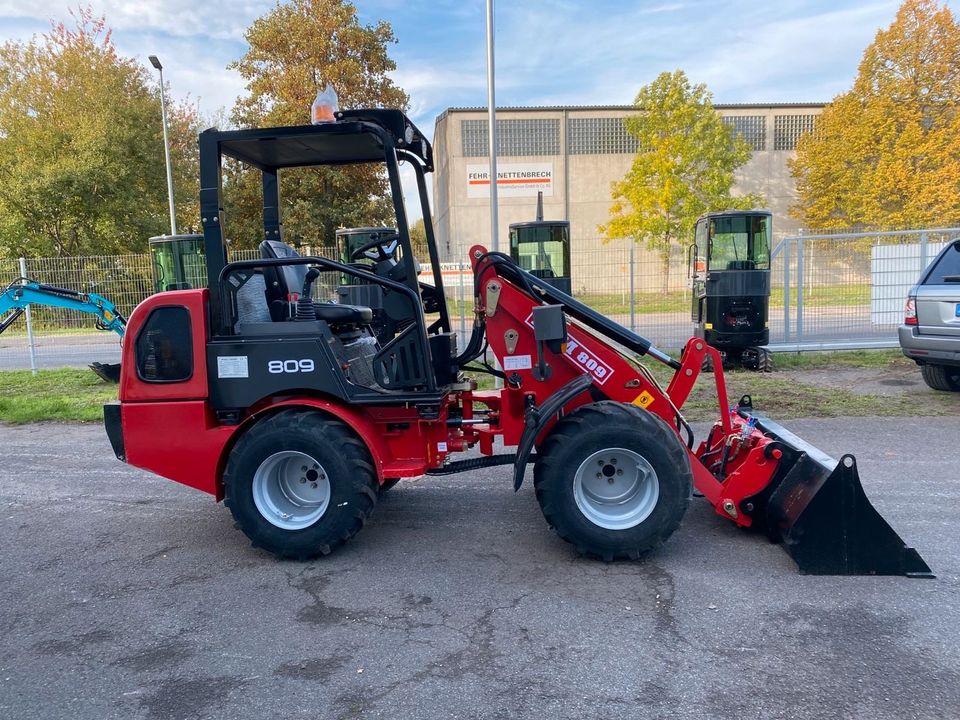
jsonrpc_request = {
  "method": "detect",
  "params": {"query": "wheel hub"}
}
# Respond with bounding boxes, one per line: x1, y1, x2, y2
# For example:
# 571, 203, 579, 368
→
252, 450, 331, 530
573, 448, 659, 530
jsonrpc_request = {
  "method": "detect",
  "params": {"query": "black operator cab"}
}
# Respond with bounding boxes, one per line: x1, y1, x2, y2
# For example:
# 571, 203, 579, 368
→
337, 227, 400, 265
192, 108, 459, 418
149, 234, 206, 293
335, 226, 399, 284
508, 194, 571, 294
690, 210, 772, 370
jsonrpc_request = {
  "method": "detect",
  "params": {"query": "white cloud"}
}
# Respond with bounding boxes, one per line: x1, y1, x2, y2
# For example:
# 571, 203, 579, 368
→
0, 0, 272, 41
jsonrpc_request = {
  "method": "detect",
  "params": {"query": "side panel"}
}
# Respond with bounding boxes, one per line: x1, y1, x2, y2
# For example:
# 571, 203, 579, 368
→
120, 289, 210, 402
207, 334, 349, 410
123, 400, 233, 496
122, 396, 443, 499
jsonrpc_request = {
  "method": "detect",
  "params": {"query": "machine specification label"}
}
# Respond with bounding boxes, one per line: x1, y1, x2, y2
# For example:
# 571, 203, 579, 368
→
503, 354, 532, 371
217, 355, 249, 379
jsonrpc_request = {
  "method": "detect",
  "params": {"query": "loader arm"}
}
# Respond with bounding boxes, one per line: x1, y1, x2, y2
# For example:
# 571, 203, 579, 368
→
469, 246, 933, 577
0, 279, 126, 337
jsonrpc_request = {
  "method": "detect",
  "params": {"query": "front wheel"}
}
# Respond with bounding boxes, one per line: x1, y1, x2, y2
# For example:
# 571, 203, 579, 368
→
223, 410, 378, 559
533, 402, 691, 561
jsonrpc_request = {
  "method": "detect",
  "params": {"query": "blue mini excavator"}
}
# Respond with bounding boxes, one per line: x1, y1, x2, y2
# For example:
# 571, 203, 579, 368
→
0, 278, 126, 382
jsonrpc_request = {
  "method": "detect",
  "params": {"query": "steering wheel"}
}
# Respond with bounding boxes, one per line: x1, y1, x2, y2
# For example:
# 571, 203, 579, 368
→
350, 235, 400, 263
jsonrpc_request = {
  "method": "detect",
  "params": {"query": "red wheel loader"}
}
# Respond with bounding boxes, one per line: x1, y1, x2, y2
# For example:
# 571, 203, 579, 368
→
104, 110, 932, 576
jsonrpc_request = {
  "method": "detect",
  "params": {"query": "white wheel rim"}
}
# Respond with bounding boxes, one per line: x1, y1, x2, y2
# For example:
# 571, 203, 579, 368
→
573, 447, 659, 530
252, 450, 331, 530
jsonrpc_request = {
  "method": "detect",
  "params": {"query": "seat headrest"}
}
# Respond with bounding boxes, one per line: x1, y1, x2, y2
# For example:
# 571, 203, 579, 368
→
258, 240, 307, 299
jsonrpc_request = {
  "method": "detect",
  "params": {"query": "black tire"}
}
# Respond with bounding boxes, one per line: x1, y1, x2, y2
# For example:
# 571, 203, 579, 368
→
533, 401, 691, 561
223, 410, 378, 560
378, 478, 401, 495
920, 363, 960, 392
757, 349, 774, 373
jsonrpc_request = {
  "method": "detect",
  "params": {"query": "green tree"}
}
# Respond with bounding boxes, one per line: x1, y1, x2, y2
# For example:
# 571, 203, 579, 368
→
601, 70, 760, 290
408, 218, 428, 258
225, 0, 408, 250
0, 8, 201, 257
791, 0, 960, 231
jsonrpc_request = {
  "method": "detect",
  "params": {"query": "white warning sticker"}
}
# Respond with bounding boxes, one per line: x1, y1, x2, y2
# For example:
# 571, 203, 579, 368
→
437, 442, 448, 452
217, 355, 249, 379
503, 354, 533, 371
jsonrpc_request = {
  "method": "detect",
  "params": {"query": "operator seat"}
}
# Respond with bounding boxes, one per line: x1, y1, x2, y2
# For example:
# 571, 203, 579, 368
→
259, 240, 373, 325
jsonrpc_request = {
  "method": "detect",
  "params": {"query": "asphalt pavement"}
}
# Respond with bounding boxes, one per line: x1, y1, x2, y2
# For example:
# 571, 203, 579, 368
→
0, 417, 958, 719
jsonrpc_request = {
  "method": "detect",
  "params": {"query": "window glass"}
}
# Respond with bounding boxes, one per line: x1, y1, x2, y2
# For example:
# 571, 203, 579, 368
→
926, 242, 960, 283
135, 306, 193, 382
708, 216, 770, 270
513, 226, 567, 278
752, 215, 770, 270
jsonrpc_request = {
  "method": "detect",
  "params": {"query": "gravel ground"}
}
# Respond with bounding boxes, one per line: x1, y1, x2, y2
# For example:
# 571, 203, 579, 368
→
0, 417, 958, 720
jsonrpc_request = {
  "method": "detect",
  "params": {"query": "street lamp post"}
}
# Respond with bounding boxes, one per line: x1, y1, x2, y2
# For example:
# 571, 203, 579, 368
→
485, 0, 498, 252
148, 55, 177, 236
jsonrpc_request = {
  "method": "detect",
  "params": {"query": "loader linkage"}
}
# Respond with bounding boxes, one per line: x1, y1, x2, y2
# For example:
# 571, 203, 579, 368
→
467, 246, 933, 577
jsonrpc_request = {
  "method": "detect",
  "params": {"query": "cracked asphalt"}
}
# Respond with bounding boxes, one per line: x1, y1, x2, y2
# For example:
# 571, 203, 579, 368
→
1, 417, 958, 720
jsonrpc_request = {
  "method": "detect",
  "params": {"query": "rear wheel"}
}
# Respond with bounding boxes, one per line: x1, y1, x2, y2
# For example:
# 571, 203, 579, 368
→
533, 402, 691, 561
223, 410, 378, 559
920, 363, 960, 392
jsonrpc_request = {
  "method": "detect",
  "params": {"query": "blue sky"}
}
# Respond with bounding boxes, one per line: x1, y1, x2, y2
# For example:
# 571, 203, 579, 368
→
1, 0, 952, 137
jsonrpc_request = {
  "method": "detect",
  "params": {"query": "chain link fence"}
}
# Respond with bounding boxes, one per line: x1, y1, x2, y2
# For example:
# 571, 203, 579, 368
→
2, 228, 958, 372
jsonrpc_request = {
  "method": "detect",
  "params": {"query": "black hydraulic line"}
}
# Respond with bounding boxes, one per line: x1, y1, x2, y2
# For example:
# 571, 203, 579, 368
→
426, 454, 535, 476
0, 306, 25, 334
477, 252, 681, 371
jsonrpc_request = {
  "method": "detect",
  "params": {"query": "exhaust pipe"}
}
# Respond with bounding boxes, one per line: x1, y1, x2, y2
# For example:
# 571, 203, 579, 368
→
742, 409, 934, 577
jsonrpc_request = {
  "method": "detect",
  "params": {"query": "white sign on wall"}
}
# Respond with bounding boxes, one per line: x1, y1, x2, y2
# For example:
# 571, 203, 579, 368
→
466, 163, 554, 198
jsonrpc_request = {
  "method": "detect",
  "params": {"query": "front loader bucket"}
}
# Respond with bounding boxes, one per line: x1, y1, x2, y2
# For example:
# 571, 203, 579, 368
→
744, 411, 934, 578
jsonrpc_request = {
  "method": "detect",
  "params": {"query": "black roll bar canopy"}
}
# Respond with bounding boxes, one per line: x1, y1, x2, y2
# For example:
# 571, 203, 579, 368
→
197, 109, 437, 335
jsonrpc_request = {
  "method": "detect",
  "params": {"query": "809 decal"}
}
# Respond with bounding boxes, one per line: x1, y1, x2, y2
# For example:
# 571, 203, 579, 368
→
267, 359, 315, 374
565, 338, 613, 385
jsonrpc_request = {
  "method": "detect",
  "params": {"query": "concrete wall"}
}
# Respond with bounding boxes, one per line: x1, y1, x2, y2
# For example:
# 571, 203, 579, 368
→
432, 104, 824, 284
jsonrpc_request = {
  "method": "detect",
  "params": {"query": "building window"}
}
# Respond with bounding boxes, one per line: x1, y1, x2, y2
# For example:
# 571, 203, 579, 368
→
461, 119, 560, 157
773, 114, 817, 150
567, 117, 640, 155
721, 115, 766, 151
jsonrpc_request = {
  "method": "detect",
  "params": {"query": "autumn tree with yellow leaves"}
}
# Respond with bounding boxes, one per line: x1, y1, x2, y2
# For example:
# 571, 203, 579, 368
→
602, 70, 761, 290
791, 0, 960, 231
225, 0, 408, 249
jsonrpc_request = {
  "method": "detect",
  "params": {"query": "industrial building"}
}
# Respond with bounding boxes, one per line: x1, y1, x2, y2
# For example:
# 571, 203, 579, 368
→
431, 104, 825, 264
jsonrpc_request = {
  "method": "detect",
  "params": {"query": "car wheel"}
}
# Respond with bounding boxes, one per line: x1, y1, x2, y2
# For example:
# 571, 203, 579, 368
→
920, 364, 960, 392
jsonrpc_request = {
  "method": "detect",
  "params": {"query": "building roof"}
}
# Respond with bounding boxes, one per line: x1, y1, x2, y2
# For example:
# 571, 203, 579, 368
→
435, 103, 827, 124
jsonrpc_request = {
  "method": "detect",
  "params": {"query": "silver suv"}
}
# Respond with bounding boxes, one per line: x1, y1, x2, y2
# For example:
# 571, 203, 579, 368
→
899, 239, 960, 391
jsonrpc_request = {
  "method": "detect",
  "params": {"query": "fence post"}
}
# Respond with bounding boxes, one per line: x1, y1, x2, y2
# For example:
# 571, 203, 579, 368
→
458, 261, 466, 343
796, 233, 804, 344
782, 239, 791, 343
629, 242, 636, 333
19, 257, 38, 375
919, 232, 928, 274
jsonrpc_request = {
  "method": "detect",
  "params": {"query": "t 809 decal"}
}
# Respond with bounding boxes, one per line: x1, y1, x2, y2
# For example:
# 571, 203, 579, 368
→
563, 337, 613, 385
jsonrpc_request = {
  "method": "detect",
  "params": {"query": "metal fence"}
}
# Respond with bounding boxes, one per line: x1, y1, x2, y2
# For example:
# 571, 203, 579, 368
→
2, 227, 958, 372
